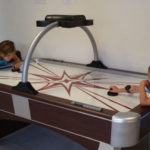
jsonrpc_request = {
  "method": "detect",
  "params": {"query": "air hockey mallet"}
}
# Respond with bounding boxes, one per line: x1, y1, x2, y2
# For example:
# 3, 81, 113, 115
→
107, 88, 118, 96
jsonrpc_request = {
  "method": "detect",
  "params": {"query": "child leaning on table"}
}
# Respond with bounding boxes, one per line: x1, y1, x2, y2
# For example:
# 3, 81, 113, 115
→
0, 40, 21, 70
108, 66, 150, 106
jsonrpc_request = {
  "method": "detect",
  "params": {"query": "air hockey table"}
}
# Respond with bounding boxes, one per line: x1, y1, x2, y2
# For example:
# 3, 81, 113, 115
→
0, 59, 150, 150
1, 15, 150, 150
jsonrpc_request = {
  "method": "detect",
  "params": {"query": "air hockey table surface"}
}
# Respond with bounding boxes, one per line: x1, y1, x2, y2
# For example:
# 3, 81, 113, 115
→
0, 59, 150, 150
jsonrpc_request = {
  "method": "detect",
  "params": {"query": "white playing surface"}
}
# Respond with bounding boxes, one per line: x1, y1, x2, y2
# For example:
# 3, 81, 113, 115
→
0, 60, 147, 112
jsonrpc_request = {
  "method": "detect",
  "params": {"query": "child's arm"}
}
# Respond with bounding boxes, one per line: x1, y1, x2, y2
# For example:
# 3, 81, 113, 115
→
12, 54, 20, 69
109, 85, 139, 94
140, 80, 150, 106
109, 86, 126, 93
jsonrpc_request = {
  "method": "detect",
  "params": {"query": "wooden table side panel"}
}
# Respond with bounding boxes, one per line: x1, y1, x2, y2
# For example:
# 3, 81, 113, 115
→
29, 99, 112, 144
0, 92, 14, 113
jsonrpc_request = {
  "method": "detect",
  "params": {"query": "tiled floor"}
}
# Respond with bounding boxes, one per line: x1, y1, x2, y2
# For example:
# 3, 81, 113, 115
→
0, 125, 86, 150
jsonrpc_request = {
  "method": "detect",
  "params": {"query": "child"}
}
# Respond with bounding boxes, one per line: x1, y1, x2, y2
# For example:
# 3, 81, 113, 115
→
109, 66, 150, 106
0, 40, 21, 70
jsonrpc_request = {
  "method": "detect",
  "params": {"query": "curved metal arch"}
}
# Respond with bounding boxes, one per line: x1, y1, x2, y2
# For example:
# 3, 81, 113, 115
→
22, 22, 99, 83
80, 26, 99, 61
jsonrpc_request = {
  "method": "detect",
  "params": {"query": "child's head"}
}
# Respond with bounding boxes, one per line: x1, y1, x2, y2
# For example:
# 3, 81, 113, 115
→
0, 40, 16, 61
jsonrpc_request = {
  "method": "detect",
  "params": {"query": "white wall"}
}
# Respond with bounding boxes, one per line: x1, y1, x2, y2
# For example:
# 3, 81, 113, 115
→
0, 0, 150, 73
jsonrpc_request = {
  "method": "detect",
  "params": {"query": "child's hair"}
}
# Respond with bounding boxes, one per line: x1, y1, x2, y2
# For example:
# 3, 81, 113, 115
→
0, 40, 16, 56
148, 66, 150, 72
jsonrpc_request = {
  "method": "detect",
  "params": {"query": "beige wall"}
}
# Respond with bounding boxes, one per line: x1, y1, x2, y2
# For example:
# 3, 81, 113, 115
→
0, 0, 150, 73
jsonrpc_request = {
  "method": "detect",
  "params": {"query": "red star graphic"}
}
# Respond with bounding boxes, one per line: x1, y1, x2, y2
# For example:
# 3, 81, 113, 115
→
30, 70, 107, 95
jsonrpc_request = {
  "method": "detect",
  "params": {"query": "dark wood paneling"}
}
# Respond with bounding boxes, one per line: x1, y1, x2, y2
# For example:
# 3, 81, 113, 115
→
0, 92, 14, 113
29, 99, 112, 144
132, 105, 150, 116
132, 105, 150, 138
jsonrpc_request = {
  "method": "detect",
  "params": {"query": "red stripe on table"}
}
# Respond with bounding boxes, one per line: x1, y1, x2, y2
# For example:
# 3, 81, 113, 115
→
79, 86, 131, 110
76, 86, 118, 111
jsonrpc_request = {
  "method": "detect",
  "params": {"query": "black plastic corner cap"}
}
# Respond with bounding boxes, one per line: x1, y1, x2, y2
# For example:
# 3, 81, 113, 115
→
12, 82, 38, 95
87, 60, 108, 69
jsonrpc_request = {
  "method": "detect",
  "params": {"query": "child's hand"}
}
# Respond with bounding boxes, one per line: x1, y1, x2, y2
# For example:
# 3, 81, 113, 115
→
109, 86, 119, 93
13, 62, 20, 70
